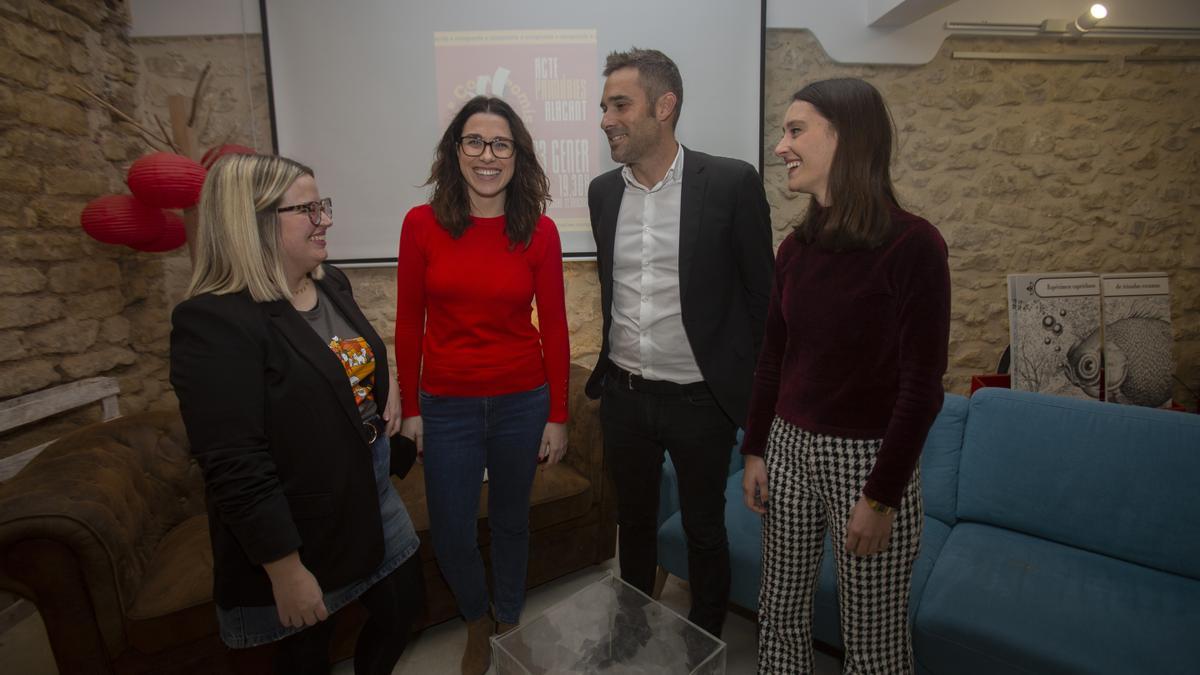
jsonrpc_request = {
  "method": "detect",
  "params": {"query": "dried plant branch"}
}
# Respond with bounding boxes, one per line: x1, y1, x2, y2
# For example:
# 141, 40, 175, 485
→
187, 62, 212, 127
73, 84, 177, 152
153, 115, 180, 153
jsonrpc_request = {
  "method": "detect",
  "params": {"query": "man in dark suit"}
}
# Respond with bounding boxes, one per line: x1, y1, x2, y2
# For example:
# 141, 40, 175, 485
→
586, 48, 773, 637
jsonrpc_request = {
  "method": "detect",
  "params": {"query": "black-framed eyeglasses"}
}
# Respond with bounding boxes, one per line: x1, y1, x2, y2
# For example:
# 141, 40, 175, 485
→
276, 197, 332, 225
459, 135, 515, 159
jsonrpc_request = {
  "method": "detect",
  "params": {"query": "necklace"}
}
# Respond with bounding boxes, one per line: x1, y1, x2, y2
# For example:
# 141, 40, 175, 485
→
291, 277, 311, 296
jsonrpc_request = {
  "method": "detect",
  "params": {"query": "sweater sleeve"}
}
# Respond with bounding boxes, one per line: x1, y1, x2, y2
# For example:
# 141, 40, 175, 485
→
741, 236, 792, 456
394, 207, 428, 419
862, 224, 951, 507
533, 217, 570, 423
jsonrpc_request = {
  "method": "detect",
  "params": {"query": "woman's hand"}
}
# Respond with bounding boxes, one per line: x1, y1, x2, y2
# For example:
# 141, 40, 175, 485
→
844, 496, 895, 556
539, 422, 567, 465
382, 386, 402, 437
400, 415, 423, 460
742, 455, 769, 515
263, 552, 328, 627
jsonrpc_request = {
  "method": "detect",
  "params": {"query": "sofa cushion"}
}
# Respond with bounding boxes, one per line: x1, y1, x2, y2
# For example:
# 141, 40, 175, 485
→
915, 523, 1200, 675
958, 388, 1200, 579
919, 395, 967, 527
813, 516, 952, 649
394, 462, 593, 561
125, 514, 218, 653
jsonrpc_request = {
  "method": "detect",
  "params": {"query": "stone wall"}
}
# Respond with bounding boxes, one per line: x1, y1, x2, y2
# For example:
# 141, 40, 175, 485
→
765, 31, 1199, 405
36, 24, 1195, 450
0, 0, 180, 458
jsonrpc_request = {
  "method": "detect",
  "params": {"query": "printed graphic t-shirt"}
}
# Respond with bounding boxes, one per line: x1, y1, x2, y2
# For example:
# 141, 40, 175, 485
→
299, 285, 379, 420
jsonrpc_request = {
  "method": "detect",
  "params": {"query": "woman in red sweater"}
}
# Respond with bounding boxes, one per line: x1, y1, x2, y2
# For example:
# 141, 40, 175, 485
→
742, 78, 950, 673
394, 96, 568, 675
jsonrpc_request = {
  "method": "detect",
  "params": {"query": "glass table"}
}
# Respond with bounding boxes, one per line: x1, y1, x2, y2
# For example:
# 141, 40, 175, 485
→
492, 572, 726, 674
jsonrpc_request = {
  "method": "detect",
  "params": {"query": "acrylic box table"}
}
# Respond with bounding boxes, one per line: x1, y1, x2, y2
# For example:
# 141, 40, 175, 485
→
492, 573, 726, 674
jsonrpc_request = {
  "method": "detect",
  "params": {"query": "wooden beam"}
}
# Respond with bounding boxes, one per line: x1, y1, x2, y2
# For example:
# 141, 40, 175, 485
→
0, 377, 120, 434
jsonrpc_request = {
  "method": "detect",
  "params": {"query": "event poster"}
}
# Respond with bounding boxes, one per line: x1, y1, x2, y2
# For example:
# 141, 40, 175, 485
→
435, 29, 600, 239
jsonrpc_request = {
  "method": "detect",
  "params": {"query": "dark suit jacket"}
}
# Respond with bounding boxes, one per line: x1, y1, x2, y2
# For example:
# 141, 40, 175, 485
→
585, 146, 774, 427
169, 265, 388, 608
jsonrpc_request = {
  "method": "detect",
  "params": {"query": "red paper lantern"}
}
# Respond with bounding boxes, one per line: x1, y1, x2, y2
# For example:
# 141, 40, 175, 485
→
200, 143, 256, 169
81, 195, 166, 246
131, 210, 187, 252
127, 152, 207, 209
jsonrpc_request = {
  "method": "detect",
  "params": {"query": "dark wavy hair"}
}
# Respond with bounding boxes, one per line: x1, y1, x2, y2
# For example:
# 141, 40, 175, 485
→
426, 96, 550, 246
791, 78, 900, 251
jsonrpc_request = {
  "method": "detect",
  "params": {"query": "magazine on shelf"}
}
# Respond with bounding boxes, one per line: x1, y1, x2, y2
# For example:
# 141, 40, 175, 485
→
1007, 273, 1102, 401
1099, 273, 1174, 408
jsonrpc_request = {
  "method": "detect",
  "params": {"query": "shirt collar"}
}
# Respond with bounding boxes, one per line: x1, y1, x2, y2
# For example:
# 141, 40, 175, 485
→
621, 143, 685, 193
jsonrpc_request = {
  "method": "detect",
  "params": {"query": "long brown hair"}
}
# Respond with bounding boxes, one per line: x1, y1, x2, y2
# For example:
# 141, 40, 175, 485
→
426, 96, 550, 246
792, 78, 899, 251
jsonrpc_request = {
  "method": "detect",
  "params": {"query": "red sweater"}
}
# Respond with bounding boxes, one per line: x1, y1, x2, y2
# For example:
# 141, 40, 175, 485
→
395, 204, 569, 423
742, 209, 950, 507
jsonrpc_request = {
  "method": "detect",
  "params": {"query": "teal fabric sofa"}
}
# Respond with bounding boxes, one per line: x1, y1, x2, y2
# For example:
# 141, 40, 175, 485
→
657, 387, 1200, 674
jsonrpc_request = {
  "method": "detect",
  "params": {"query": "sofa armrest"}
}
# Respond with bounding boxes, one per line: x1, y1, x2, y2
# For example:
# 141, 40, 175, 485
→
0, 410, 204, 657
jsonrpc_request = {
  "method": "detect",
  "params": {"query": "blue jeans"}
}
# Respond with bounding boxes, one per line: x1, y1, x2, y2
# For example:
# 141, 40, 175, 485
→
420, 383, 548, 624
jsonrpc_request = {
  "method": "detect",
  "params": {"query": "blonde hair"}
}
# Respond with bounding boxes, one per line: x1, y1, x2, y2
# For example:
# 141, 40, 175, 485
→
185, 154, 324, 302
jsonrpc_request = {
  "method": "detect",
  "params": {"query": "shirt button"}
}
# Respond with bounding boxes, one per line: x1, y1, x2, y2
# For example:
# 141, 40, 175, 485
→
642, 297, 648, 303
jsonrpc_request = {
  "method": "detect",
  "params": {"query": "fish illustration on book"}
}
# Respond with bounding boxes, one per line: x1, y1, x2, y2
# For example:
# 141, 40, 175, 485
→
1064, 315, 1173, 407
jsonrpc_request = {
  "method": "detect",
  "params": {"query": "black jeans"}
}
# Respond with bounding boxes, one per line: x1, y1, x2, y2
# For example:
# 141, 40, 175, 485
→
600, 371, 737, 637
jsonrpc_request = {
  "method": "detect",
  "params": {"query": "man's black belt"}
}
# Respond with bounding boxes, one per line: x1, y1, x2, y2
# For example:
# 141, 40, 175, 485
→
611, 366, 709, 396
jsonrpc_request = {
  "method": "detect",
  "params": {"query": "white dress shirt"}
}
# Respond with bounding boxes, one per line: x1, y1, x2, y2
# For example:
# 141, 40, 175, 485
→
608, 144, 703, 384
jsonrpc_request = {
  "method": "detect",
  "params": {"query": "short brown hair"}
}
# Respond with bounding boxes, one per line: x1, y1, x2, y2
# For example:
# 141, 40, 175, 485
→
604, 48, 683, 129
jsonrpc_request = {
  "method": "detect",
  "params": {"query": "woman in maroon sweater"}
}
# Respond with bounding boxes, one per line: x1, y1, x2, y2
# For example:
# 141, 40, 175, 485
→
395, 96, 569, 675
742, 78, 950, 673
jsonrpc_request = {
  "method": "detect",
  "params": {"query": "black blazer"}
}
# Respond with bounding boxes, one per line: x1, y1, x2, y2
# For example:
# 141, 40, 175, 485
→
585, 147, 774, 427
169, 265, 389, 608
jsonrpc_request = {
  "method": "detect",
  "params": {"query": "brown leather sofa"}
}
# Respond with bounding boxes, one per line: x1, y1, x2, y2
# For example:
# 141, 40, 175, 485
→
0, 363, 615, 674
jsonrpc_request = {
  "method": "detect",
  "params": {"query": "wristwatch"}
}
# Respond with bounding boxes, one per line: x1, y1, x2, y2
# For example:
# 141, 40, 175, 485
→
864, 496, 896, 515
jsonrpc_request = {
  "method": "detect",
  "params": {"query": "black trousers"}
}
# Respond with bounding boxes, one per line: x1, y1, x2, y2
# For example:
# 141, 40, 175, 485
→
271, 552, 425, 675
600, 371, 737, 637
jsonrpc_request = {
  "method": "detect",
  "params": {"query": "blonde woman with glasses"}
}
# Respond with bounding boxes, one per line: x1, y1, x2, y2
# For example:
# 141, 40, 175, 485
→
170, 154, 423, 674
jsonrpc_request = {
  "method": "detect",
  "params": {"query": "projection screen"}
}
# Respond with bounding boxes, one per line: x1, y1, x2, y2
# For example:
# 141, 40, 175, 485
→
262, 0, 764, 262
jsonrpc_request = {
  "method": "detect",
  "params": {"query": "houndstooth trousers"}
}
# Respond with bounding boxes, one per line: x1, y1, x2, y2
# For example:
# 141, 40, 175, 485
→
757, 416, 923, 675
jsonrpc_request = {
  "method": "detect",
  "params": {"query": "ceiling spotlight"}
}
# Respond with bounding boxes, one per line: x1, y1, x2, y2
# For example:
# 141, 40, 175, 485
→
1074, 4, 1108, 33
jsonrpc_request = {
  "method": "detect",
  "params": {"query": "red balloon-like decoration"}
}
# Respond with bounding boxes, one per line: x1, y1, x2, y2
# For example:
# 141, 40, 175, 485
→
200, 143, 257, 169
127, 152, 207, 209
81, 195, 166, 247
131, 210, 187, 252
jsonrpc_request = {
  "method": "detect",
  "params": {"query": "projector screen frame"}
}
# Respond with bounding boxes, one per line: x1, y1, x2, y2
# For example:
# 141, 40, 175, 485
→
259, 0, 768, 266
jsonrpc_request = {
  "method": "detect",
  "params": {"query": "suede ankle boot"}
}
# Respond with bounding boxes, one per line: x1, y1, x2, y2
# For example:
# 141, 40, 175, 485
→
461, 614, 494, 675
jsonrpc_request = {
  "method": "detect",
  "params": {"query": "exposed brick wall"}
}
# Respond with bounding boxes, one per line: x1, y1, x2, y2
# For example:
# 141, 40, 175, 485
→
0, 0, 180, 458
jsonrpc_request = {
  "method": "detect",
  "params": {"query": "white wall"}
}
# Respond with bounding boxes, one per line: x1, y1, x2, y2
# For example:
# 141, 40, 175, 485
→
766, 0, 1200, 64
129, 0, 260, 37
131, 1, 1200, 64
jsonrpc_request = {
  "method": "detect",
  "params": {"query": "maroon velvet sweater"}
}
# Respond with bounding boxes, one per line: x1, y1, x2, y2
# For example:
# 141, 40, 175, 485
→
741, 209, 950, 507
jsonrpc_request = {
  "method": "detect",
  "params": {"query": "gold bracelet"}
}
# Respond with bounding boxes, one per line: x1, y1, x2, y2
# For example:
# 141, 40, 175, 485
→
864, 496, 896, 515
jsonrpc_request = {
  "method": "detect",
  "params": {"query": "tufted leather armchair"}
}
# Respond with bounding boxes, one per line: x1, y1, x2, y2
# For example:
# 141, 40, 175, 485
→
0, 363, 614, 674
